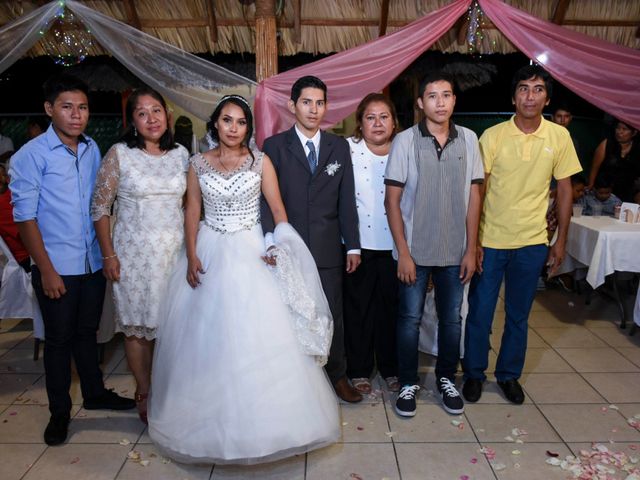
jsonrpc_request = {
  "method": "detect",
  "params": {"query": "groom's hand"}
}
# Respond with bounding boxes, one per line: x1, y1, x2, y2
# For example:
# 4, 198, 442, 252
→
345, 253, 361, 273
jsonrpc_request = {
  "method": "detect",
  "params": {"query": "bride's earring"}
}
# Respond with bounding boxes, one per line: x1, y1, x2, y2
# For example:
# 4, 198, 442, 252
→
134, 127, 138, 137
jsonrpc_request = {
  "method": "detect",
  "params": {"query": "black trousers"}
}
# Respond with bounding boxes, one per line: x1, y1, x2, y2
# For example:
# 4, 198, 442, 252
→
32, 267, 107, 417
318, 266, 347, 384
343, 249, 398, 379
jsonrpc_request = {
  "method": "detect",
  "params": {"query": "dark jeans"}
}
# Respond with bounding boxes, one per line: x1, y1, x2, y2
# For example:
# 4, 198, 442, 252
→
397, 265, 464, 386
463, 245, 548, 382
318, 266, 347, 384
32, 267, 107, 417
343, 249, 398, 379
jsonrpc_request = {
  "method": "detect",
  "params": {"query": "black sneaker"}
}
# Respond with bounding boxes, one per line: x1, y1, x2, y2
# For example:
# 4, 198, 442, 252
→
497, 379, 525, 404
437, 378, 464, 415
83, 389, 136, 410
395, 384, 419, 417
44, 414, 70, 446
462, 378, 483, 403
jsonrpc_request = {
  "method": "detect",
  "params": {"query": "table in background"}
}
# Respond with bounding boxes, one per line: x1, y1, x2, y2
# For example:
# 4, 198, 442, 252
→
554, 216, 640, 329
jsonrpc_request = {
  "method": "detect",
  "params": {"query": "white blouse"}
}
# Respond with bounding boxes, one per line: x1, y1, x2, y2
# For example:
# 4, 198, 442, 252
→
347, 137, 394, 251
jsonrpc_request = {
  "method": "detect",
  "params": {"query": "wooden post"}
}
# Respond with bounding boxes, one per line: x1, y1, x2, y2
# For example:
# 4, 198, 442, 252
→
255, 0, 278, 82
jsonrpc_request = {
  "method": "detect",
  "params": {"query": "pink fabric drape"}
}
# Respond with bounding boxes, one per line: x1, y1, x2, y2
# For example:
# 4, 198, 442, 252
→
254, 0, 471, 147
479, 0, 640, 130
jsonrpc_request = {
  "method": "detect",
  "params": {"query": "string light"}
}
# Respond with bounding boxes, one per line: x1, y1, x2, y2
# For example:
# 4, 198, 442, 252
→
41, 3, 93, 67
466, 1, 497, 56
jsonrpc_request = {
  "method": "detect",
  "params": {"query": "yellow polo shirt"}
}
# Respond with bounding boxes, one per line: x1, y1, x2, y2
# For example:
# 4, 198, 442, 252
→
479, 116, 582, 249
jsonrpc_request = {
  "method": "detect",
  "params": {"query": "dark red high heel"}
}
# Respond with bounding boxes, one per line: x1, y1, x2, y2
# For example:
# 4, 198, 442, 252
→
135, 392, 149, 425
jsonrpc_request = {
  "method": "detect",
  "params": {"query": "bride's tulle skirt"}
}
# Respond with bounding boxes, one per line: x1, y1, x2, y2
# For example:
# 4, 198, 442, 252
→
148, 224, 340, 464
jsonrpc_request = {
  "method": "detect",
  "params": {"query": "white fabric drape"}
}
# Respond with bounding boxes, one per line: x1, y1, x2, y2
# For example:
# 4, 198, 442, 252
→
0, 2, 61, 75
0, 1, 257, 122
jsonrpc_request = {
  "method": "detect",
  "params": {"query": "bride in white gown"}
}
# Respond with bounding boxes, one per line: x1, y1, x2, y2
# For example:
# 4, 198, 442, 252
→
148, 95, 340, 464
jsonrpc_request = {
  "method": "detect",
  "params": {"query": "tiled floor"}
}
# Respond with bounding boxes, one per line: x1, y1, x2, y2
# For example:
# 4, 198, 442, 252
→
1, 287, 640, 479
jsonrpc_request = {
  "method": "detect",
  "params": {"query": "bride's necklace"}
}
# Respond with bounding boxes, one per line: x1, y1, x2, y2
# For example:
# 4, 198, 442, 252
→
217, 152, 243, 172
142, 147, 166, 156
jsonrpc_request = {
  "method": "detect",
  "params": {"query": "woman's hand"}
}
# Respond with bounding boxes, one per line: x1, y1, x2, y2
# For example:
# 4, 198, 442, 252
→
261, 246, 278, 266
102, 256, 121, 282
187, 256, 205, 288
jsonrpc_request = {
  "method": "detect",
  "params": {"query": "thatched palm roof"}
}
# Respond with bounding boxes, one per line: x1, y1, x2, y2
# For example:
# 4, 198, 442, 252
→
1, 0, 638, 58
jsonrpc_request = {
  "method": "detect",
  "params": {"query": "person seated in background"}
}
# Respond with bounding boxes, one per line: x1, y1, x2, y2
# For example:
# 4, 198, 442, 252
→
0, 164, 30, 271
546, 173, 586, 239
583, 174, 621, 216
544, 173, 586, 292
26, 116, 49, 140
589, 119, 639, 201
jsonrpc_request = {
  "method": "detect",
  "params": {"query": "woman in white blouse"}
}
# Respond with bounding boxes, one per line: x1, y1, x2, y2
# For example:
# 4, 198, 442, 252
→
344, 93, 400, 394
91, 88, 189, 423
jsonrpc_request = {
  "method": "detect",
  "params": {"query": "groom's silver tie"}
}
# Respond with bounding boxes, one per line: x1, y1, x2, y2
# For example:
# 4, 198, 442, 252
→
306, 140, 317, 174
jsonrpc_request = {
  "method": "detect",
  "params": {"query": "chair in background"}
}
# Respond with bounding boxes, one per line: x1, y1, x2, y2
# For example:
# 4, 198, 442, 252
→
0, 236, 44, 359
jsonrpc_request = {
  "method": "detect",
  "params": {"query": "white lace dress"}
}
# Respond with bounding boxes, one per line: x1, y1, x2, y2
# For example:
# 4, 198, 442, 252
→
148, 151, 339, 464
91, 143, 189, 339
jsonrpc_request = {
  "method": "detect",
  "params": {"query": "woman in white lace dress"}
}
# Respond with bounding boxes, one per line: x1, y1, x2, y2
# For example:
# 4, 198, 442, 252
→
148, 95, 339, 464
91, 88, 189, 423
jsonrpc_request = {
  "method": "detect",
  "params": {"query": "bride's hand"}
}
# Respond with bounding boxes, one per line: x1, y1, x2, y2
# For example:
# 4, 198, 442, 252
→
187, 256, 205, 288
261, 246, 278, 266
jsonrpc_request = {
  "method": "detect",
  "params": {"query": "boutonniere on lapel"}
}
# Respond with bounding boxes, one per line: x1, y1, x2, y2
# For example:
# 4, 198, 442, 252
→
325, 161, 341, 176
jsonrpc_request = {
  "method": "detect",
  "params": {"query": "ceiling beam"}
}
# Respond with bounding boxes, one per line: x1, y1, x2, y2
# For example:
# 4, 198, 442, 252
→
551, 0, 571, 24
122, 0, 141, 30
378, 0, 390, 37
205, 0, 217, 44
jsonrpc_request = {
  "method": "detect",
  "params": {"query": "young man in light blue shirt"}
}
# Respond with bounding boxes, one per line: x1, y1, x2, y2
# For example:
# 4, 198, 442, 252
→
10, 74, 134, 446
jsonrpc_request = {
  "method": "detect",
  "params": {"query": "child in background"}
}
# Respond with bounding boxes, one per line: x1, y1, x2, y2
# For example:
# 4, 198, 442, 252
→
547, 173, 586, 239
583, 175, 621, 216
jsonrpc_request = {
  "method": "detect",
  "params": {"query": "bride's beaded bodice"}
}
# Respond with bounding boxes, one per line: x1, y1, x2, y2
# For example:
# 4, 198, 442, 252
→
190, 151, 263, 233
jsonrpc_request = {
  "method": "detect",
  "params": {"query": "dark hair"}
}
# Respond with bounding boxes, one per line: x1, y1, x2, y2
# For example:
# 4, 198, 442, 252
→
121, 87, 177, 151
511, 65, 553, 100
418, 70, 456, 98
570, 173, 586, 186
352, 93, 399, 142
552, 101, 572, 115
174, 115, 193, 154
290, 76, 327, 103
207, 95, 254, 153
27, 116, 49, 132
43, 74, 89, 104
614, 119, 638, 135
594, 173, 614, 190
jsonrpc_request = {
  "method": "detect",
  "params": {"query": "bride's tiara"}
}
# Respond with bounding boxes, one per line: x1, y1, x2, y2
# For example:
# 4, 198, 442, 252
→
218, 94, 251, 109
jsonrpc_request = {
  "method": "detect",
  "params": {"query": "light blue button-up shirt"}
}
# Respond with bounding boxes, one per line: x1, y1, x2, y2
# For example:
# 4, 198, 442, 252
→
9, 125, 103, 275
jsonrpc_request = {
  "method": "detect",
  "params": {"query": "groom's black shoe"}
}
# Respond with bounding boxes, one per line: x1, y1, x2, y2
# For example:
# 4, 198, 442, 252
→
334, 377, 363, 403
497, 379, 525, 405
83, 389, 136, 410
44, 414, 70, 446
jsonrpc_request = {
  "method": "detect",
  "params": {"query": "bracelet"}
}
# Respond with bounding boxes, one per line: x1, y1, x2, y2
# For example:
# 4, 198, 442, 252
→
102, 254, 118, 260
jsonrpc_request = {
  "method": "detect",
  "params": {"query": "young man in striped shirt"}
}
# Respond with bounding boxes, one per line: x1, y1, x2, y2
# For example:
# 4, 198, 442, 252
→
384, 71, 484, 417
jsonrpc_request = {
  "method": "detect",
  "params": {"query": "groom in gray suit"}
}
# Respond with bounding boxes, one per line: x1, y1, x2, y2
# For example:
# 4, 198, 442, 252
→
261, 76, 363, 403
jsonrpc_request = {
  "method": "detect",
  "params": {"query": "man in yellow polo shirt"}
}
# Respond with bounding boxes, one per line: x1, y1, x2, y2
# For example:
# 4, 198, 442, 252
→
462, 65, 582, 404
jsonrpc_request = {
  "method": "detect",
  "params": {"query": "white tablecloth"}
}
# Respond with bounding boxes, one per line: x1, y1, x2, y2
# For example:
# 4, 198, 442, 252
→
554, 216, 640, 326
556, 216, 640, 288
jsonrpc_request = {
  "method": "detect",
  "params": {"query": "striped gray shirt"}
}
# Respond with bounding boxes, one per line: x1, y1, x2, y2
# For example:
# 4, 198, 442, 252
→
385, 122, 484, 266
